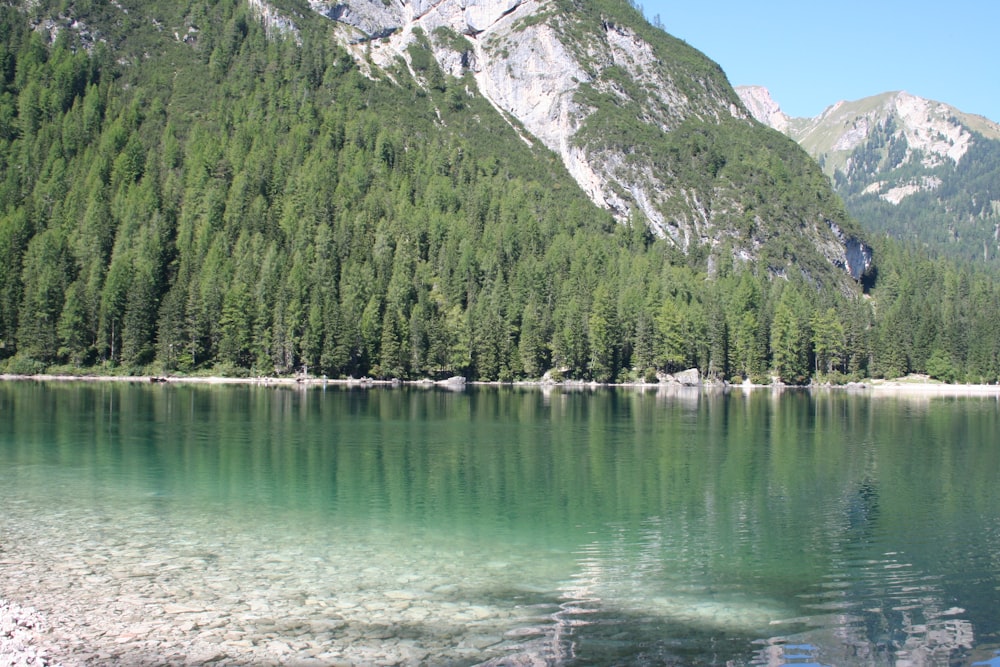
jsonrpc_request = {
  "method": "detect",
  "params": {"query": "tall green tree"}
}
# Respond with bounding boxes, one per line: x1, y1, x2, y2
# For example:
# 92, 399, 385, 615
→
810, 307, 845, 375
587, 284, 619, 382
17, 228, 72, 361
770, 285, 811, 384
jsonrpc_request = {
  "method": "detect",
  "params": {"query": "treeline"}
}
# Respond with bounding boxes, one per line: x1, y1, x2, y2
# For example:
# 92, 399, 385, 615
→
1, 1, 998, 384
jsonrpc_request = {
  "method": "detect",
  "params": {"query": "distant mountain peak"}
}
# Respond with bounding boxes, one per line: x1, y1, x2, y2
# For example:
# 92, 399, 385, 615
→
803, 91, 977, 167
740, 89, 1000, 174
739, 87, 1000, 264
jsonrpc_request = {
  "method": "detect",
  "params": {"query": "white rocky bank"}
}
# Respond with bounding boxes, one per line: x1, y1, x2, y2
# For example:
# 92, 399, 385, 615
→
1, 600, 56, 667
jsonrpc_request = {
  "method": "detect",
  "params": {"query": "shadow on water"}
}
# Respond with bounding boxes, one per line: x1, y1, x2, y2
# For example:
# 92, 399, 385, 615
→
464, 545, 980, 666
464, 591, 799, 667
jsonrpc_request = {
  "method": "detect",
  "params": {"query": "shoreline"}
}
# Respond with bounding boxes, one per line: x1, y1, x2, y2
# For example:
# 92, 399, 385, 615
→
2, 372, 1000, 397
851, 377, 1000, 396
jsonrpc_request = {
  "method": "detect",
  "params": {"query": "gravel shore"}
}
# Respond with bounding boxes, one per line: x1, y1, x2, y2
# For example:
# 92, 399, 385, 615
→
4, 372, 1000, 396
1, 600, 57, 667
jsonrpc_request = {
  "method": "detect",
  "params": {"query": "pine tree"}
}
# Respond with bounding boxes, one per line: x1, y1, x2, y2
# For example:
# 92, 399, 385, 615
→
810, 307, 845, 375
518, 299, 546, 378
17, 229, 72, 362
57, 281, 89, 365
655, 299, 687, 373
587, 285, 619, 382
770, 286, 811, 384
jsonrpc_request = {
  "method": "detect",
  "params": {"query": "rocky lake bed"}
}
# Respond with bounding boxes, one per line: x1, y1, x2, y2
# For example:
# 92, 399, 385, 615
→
0, 497, 571, 666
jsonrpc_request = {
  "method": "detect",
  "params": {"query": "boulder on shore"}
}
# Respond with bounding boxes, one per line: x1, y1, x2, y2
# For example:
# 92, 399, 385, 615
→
657, 369, 701, 386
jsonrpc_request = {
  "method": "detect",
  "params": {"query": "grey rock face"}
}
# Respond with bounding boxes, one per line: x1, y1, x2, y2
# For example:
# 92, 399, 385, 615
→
313, 0, 739, 235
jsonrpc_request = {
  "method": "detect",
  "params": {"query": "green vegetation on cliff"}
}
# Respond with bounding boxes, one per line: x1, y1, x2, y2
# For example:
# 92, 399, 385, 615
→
1, 1, 998, 384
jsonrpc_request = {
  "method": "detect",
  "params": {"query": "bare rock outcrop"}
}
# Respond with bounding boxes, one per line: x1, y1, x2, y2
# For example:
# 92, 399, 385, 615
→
735, 85, 789, 134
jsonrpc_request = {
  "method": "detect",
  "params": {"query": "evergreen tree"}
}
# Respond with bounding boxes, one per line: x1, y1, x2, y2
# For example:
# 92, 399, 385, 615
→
518, 298, 547, 378
770, 286, 811, 384
587, 285, 619, 382
17, 228, 72, 361
810, 307, 845, 375
655, 299, 687, 373
57, 281, 89, 365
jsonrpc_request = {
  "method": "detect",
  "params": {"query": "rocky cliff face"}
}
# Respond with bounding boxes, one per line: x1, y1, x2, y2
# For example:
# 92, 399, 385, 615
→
310, 0, 739, 232
307, 0, 871, 285
736, 85, 789, 134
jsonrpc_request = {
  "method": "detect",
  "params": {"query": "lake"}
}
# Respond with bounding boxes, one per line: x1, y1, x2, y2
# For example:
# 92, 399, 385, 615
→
1, 381, 999, 666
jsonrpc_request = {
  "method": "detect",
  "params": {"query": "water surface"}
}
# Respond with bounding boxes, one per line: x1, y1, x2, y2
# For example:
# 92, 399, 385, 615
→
2, 382, 999, 665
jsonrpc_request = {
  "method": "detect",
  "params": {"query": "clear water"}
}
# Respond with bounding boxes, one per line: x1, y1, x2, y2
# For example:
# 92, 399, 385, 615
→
2, 382, 1000, 665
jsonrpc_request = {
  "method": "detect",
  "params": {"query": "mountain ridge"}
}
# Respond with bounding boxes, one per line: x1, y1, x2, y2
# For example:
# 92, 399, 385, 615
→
738, 86, 1000, 172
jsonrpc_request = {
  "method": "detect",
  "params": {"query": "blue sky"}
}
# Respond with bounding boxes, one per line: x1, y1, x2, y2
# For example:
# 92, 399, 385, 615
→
640, 1, 1000, 122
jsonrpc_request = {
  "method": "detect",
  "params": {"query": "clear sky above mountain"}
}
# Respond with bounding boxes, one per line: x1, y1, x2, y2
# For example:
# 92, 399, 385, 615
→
643, 0, 1000, 123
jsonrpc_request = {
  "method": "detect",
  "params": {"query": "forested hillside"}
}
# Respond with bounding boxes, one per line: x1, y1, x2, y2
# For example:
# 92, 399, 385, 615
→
1, 0, 999, 384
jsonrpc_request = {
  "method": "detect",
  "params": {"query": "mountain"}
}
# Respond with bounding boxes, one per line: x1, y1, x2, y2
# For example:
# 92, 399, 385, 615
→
738, 86, 1000, 264
7, 0, 1000, 386
309, 0, 873, 285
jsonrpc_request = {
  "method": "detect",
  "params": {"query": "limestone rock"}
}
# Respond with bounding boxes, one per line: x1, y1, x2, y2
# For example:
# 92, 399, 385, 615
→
658, 368, 700, 386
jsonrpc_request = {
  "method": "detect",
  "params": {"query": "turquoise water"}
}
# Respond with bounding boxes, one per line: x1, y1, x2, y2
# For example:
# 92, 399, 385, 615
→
2, 382, 1000, 665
